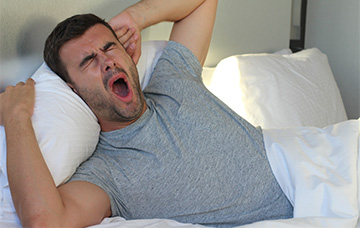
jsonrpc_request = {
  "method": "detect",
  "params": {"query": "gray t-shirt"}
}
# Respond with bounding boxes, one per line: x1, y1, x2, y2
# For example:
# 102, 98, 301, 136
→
70, 41, 293, 227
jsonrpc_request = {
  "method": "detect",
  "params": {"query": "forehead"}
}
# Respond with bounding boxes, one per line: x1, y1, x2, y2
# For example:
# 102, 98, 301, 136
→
60, 24, 118, 65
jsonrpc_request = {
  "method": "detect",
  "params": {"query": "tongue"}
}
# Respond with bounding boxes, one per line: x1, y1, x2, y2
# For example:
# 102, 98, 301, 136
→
113, 78, 129, 97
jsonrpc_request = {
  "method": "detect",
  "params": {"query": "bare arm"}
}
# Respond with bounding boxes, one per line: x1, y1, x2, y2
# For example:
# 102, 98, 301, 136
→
170, 0, 217, 66
1, 79, 110, 227
109, 0, 217, 65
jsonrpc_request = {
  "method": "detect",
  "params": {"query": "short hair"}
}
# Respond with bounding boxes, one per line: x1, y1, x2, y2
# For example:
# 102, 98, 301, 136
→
43, 13, 118, 83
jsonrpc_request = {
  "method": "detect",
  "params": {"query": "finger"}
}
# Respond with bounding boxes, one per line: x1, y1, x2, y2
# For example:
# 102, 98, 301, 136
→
126, 42, 136, 57
4, 84, 15, 93
118, 27, 135, 46
114, 26, 128, 39
132, 32, 139, 43
122, 32, 139, 51
16, 81, 25, 87
132, 48, 141, 65
122, 39, 132, 50
25, 78, 35, 85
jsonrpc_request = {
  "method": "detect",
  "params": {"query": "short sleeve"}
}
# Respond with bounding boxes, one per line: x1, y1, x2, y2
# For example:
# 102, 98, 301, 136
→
151, 41, 203, 82
68, 154, 124, 217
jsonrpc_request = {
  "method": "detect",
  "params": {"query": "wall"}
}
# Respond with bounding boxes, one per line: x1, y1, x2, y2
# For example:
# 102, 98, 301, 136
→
0, 0, 134, 89
0, 0, 290, 91
3, 1, 356, 119
305, 0, 360, 119
143, 0, 291, 67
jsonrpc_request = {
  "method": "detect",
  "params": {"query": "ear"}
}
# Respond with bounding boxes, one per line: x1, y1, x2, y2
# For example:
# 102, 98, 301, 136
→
67, 83, 78, 94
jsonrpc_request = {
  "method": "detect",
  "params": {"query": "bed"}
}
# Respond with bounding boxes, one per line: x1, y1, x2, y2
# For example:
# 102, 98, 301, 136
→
1, 1, 359, 227
0, 39, 359, 228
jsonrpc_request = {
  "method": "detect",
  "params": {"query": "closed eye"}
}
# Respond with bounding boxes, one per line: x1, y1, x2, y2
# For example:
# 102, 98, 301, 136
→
80, 53, 97, 68
79, 42, 116, 69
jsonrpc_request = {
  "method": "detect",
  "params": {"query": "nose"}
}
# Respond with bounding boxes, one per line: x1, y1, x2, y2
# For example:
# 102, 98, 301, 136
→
101, 54, 116, 73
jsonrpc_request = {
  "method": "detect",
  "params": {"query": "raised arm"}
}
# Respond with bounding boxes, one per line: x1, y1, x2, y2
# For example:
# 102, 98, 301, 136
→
109, 0, 217, 66
0, 79, 111, 227
169, 0, 217, 66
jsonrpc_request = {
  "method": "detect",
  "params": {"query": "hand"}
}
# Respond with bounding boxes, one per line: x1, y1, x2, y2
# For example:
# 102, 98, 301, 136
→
109, 10, 142, 64
0, 78, 35, 126
114, 26, 139, 59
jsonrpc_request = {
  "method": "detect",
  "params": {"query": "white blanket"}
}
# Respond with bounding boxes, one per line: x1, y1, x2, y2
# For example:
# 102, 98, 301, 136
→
1, 119, 359, 228
261, 118, 360, 228
88, 118, 360, 228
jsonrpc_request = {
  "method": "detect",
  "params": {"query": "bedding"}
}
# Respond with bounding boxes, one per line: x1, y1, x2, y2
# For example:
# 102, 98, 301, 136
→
203, 48, 348, 129
88, 118, 360, 228
1, 40, 358, 228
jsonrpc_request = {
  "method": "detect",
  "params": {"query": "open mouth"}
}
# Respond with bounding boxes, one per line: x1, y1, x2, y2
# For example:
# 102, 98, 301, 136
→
113, 78, 130, 97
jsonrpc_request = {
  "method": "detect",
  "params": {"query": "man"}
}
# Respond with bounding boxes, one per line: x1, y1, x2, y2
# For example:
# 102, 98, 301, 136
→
0, 0, 293, 227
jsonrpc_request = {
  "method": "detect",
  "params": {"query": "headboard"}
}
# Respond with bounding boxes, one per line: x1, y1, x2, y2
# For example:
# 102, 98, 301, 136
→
0, 0, 291, 91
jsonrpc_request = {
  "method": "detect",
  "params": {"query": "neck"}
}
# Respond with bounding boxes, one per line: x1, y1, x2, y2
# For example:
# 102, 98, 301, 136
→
99, 102, 147, 132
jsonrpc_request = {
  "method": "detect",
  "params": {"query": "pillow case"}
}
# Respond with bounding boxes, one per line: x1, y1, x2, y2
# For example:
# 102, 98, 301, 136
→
202, 49, 293, 89
0, 40, 168, 224
137, 40, 168, 89
206, 48, 348, 128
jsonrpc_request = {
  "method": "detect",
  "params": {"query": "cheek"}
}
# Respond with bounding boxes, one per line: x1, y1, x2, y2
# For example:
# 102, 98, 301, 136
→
112, 47, 133, 65
69, 69, 102, 91
75, 84, 107, 109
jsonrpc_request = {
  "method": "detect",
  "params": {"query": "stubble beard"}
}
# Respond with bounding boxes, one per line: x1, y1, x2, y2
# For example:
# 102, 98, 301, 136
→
75, 65, 145, 123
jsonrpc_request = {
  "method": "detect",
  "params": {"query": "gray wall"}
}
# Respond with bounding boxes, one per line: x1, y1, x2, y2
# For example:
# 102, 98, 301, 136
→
305, 0, 360, 119
0, 0, 135, 88
0, 0, 291, 91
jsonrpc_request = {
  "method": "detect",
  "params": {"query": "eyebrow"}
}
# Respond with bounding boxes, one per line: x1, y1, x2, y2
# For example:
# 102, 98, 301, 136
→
79, 42, 116, 68
101, 41, 116, 51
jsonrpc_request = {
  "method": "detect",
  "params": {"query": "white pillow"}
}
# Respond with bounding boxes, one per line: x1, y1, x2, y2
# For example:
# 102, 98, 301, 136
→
206, 48, 348, 128
0, 40, 167, 224
138, 40, 168, 89
202, 49, 293, 87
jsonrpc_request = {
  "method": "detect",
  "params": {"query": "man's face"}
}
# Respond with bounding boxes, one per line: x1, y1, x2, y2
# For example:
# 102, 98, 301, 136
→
60, 24, 146, 131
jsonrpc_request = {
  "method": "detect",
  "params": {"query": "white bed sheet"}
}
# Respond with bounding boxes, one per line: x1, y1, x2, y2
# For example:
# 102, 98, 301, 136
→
87, 118, 360, 228
2, 122, 358, 228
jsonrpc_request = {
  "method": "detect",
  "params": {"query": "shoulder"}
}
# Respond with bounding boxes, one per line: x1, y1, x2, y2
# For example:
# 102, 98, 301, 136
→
161, 41, 200, 65
154, 41, 202, 80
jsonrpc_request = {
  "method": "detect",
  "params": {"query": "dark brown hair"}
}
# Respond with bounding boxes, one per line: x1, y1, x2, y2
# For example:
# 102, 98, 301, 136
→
43, 13, 118, 83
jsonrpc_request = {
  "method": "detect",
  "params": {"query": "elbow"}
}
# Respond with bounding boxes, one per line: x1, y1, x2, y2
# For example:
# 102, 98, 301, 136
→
21, 213, 62, 228
20, 212, 81, 228
22, 218, 48, 228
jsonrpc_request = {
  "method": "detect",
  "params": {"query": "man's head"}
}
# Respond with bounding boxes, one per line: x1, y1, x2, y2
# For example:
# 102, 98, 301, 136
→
44, 14, 146, 131
44, 14, 117, 84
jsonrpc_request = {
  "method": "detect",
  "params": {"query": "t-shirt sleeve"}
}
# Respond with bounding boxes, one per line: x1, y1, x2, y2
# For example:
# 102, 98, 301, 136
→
149, 41, 203, 83
143, 41, 205, 106
67, 154, 124, 217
